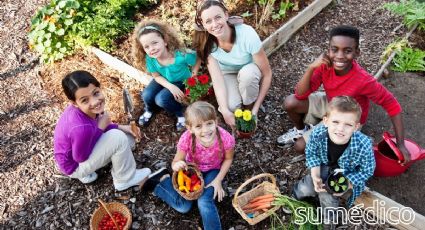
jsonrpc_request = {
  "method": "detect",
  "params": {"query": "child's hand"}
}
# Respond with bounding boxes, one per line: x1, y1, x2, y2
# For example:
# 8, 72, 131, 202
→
309, 53, 331, 70
172, 160, 187, 172
312, 175, 326, 193
168, 85, 185, 102
97, 112, 111, 130
206, 178, 225, 202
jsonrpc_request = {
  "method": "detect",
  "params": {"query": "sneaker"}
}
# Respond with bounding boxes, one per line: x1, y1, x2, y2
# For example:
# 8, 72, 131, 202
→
114, 168, 151, 191
176, 117, 186, 131
138, 111, 152, 126
143, 167, 169, 192
78, 172, 98, 184
276, 124, 313, 146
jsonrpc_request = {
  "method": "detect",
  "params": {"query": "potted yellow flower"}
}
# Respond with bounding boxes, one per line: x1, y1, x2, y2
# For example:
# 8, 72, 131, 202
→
234, 109, 256, 138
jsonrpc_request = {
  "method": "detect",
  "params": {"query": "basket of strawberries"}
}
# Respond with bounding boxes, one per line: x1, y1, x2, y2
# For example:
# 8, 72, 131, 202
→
90, 199, 131, 230
171, 163, 204, 200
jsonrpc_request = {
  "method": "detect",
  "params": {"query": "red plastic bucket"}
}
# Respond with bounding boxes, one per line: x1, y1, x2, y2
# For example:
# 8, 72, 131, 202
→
373, 132, 425, 177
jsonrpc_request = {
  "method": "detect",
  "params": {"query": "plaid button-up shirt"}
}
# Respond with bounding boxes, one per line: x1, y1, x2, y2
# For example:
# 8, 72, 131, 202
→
306, 125, 376, 206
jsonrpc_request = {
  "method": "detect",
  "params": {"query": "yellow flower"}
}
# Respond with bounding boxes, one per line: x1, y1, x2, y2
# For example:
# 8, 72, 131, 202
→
234, 109, 243, 118
243, 110, 252, 121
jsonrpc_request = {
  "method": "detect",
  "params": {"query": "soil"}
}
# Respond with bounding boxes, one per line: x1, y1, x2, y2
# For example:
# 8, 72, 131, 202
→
1, 0, 424, 229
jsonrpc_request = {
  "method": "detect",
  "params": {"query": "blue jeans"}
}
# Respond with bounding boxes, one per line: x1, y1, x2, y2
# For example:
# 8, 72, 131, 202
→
153, 169, 221, 230
141, 79, 185, 117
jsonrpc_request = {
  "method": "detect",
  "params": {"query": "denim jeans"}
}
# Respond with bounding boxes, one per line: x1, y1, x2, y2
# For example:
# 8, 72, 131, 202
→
153, 169, 221, 230
292, 165, 340, 224
141, 79, 185, 117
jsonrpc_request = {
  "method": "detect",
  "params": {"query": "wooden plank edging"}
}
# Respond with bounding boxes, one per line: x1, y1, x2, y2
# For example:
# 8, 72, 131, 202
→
91, 47, 153, 85
355, 188, 425, 230
262, 0, 332, 56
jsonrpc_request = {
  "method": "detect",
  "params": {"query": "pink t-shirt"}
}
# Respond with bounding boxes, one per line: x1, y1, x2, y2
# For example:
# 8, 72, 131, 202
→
177, 126, 235, 172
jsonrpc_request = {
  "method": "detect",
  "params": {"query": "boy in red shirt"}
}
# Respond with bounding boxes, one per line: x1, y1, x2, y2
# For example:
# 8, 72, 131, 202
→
277, 25, 410, 163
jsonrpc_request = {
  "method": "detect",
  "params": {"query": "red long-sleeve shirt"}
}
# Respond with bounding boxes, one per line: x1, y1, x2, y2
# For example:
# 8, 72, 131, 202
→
295, 60, 401, 124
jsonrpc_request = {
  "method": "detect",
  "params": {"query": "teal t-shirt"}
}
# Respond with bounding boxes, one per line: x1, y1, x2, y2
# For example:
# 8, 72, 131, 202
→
146, 50, 197, 83
211, 24, 262, 72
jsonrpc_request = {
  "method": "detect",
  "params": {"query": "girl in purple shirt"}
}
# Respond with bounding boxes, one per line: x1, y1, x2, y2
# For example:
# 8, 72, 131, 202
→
53, 70, 153, 191
144, 101, 235, 230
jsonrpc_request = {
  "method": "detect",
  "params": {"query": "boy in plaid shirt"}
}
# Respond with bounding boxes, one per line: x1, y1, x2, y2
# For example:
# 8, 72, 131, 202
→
293, 96, 375, 229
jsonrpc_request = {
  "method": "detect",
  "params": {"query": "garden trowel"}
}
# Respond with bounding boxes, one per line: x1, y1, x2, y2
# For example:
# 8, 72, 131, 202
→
123, 88, 140, 142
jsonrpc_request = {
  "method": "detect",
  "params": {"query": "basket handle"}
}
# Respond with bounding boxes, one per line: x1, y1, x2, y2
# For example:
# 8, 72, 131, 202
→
98, 199, 119, 230
233, 173, 277, 202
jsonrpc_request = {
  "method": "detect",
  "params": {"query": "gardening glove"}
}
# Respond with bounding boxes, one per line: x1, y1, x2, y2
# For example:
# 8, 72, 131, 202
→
206, 178, 225, 202
172, 160, 187, 172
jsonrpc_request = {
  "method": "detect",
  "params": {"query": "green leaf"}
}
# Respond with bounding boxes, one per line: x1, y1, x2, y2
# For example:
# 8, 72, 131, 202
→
341, 185, 348, 191
58, 1, 67, 8
334, 185, 340, 192
43, 39, 51, 47
44, 33, 51, 39
56, 28, 65, 35
59, 47, 67, 53
338, 177, 346, 183
64, 19, 73, 26
55, 42, 62, 48
48, 23, 56, 32
330, 181, 335, 186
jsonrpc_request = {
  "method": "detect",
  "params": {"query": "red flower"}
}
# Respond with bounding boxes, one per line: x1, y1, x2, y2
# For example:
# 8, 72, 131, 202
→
197, 74, 209, 85
187, 77, 196, 87
185, 88, 190, 96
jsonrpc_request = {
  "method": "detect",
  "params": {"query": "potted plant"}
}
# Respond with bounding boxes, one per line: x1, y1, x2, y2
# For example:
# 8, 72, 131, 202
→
234, 109, 256, 138
325, 171, 349, 194
183, 74, 213, 104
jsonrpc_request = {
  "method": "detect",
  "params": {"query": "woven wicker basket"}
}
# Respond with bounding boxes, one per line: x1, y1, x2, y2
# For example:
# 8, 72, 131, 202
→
90, 199, 132, 230
172, 163, 204, 200
232, 173, 281, 225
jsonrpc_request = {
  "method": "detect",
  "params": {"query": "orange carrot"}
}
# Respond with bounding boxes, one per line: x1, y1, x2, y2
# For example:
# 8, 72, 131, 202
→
244, 203, 272, 214
242, 197, 275, 210
247, 194, 274, 203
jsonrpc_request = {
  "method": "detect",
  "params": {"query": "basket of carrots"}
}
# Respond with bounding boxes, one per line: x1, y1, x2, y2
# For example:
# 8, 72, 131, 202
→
232, 173, 281, 225
171, 163, 204, 200
90, 199, 132, 230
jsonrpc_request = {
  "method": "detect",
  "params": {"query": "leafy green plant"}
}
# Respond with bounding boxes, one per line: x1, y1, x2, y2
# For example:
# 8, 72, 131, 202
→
392, 47, 425, 72
271, 194, 323, 230
380, 38, 409, 63
383, 0, 425, 31
28, 0, 80, 63
234, 109, 256, 133
29, 0, 154, 63
326, 173, 348, 193
272, 1, 294, 20
183, 74, 212, 104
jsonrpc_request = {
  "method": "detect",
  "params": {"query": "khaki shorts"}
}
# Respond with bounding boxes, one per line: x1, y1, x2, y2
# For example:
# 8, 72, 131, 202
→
222, 63, 262, 112
302, 92, 362, 143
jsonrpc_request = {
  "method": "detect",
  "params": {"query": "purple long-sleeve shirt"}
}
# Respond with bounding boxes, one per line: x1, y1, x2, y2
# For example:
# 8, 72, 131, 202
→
53, 105, 118, 175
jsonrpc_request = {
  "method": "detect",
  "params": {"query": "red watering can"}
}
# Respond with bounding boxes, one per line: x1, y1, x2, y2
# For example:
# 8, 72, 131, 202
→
373, 132, 425, 177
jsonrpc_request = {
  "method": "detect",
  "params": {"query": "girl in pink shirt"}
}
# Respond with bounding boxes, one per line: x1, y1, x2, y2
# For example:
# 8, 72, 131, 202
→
147, 101, 235, 230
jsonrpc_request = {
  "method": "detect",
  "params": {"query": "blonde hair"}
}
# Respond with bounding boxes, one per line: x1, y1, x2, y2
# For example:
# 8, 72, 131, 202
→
131, 19, 184, 71
326, 96, 362, 122
184, 101, 224, 163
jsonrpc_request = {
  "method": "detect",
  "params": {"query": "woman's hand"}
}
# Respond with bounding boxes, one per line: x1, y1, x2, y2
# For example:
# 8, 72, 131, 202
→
222, 109, 235, 128
167, 85, 185, 102
97, 112, 111, 130
312, 175, 326, 193
206, 178, 225, 202
172, 160, 187, 172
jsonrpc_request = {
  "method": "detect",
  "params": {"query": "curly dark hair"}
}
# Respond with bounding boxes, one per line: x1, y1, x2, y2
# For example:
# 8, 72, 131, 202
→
132, 19, 184, 71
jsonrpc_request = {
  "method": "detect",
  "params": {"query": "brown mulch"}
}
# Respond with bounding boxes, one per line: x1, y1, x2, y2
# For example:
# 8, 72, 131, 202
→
0, 0, 414, 229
